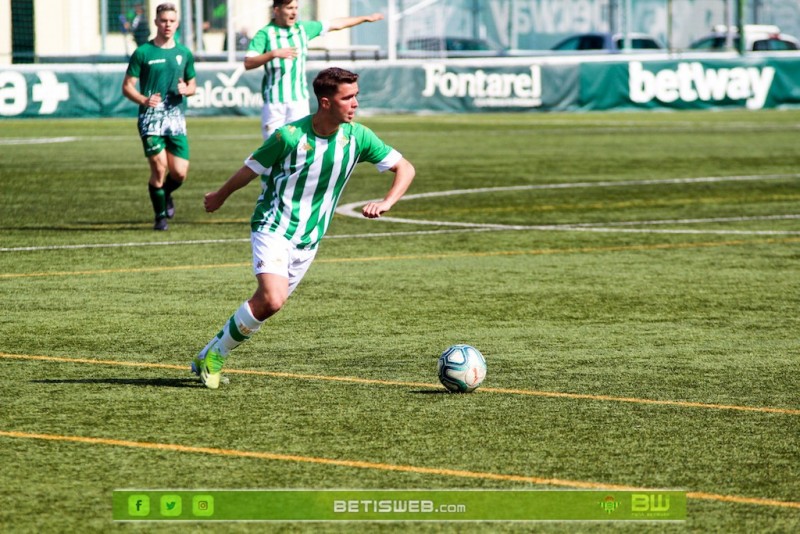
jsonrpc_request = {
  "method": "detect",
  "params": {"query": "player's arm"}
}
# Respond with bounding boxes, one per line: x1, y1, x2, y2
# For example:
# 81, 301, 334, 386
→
177, 77, 197, 97
328, 12, 384, 31
244, 48, 297, 70
122, 74, 158, 107
362, 157, 415, 219
204, 165, 259, 212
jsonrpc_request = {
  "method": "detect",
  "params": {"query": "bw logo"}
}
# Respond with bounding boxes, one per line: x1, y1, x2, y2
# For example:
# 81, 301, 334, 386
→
631, 493, 670, 513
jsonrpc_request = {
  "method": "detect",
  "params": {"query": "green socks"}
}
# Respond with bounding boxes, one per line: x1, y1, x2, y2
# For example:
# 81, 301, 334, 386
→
148, 183, 167, 219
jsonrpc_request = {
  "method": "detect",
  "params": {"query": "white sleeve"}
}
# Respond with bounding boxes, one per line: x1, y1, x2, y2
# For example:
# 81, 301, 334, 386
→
376, 149, 402, 173
245, 156, 268, 175
320, 20, 331, 36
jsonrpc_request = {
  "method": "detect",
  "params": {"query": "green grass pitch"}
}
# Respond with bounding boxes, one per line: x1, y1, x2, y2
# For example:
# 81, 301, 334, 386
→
1, 110, 798, 533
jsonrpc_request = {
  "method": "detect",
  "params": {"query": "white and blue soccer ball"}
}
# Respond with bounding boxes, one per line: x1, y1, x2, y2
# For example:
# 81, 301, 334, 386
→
437, 344, 487, 393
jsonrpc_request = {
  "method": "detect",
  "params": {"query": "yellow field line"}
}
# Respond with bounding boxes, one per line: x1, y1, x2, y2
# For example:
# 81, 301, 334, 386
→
0, 430, 797, 510
1, 352, 797, 416
2, 237, 799, 279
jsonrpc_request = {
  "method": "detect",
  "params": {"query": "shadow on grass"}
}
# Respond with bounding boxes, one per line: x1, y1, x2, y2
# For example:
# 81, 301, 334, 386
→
31, 378, 201, 388
411, 389, 453, 395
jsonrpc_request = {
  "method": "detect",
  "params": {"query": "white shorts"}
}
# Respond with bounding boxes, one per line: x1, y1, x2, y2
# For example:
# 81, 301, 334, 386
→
261, 100, 311, 139
251, 231, 317, 295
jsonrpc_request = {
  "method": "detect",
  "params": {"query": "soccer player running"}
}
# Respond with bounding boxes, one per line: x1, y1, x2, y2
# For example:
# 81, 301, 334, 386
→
122, 2, 196, 231
244, 0, 384, 139
192, 67, 415, 389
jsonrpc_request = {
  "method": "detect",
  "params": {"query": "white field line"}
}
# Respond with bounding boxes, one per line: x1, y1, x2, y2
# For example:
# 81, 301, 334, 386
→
2, 175, 799, 252
336, 173, 800, 218
0, 134, 261, 144
0, 238, 250, 252
4, 121, 800, 146
337, 173, 800, 235
0, 137, 78, 145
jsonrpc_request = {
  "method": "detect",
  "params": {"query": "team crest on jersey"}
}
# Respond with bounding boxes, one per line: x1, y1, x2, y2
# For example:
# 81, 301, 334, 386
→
301, 142, 313, 152
337, 134, 350, 148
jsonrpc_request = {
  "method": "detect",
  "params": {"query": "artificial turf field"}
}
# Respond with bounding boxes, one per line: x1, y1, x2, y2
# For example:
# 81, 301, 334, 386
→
0, 110, 798, 533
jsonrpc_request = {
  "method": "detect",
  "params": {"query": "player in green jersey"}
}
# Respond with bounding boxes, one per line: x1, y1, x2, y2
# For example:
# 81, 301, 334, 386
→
244, 0, 384, 139
191, 67, 416, 389
122, 2, 197, 231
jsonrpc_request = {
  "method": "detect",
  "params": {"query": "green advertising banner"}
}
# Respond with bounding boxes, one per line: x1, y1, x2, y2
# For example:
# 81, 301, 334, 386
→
579, 56, 800, 111
2, 57, 800, 119
0, 66, 265, 119
113, 489, 687, 522
0, 62, 578, 118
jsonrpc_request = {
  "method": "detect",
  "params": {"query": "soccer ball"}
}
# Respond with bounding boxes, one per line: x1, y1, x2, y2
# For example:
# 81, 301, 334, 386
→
437, 344, 487, 393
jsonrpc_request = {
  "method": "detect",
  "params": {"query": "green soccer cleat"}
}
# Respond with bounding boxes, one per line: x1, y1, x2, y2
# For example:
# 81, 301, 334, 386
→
191, 347, 227, 389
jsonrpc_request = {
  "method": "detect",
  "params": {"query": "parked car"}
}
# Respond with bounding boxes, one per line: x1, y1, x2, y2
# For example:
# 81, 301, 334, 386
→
688, 25, 799, 51
550, 32, 664, 52
402, 36, 504, 57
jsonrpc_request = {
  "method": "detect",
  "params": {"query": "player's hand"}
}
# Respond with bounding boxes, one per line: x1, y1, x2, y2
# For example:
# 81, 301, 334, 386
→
361, 201, 391, 219
365, 13, 384, 22
204, 191, 225, 213
273, 47, 298, 59
144, 92, 162, 107
177, 78, 189, 95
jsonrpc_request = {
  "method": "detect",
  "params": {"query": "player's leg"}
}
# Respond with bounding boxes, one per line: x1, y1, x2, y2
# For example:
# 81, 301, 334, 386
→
249, 273, 290, 320
244, 232, 318, 318
144, 137, 169, 230
201, 242, 317, 356
192, 234, 318, 389
192, 233, 291, 389
284, 100, 310, 125
163, 136, 190, 219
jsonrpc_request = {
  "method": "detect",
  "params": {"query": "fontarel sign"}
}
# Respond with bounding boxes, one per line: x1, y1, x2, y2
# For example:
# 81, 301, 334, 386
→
421, 64, 543, 108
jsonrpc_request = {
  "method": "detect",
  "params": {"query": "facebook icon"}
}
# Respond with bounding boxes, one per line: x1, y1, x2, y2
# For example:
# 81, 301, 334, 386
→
128, 495, 150, 516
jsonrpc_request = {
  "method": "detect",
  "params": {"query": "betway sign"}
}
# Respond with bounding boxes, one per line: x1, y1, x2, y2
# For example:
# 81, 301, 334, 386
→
421, 64, 542, 108
629, 61, 775, 110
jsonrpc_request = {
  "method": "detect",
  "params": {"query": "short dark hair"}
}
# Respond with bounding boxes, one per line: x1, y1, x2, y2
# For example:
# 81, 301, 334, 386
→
272, 0, 295, 9
313, 68, 359, 100
156, 3, 177, 14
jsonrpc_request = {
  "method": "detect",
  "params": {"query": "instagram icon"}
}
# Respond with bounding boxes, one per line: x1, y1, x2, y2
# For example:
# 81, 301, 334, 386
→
192, 495, 214, 517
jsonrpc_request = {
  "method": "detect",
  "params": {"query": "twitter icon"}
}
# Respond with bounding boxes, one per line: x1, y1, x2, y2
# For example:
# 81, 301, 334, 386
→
160, 495, 182, 517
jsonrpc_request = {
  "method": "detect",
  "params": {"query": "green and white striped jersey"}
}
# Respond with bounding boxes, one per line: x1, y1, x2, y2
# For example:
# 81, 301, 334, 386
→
126, 42, 196, 137
247, 20, 326, 104
245, 116, 402, 249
